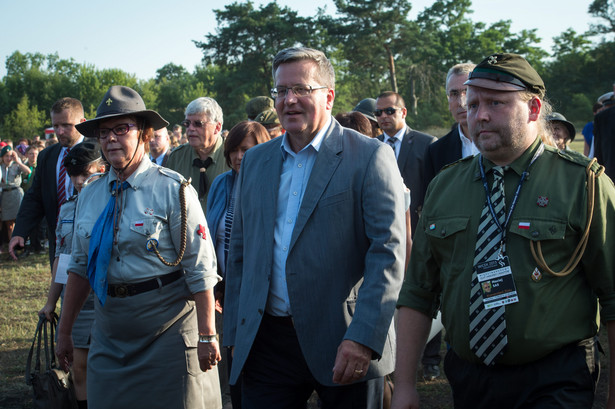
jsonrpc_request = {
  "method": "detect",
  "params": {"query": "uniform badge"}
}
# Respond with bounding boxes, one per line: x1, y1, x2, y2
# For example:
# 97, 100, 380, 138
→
488, 55, 498, 65
531, 267, 542, 282
429, 223, 436, 230
146, 238, 159, 252
518, 222, 530, 230
144, 207, 154, 215
197, 224, 207, 240
105, 98, 113, 106
537, 196, 549, 207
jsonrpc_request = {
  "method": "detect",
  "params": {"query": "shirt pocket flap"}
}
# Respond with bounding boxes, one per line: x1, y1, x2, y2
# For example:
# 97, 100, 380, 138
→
508, 218, 566, 241
76, 223, 94, 239
129, 218, 162, 237
424, 216, 470, 239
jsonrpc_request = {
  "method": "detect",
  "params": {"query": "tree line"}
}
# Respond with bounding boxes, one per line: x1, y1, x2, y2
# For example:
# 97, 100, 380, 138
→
1, 0, 613, 142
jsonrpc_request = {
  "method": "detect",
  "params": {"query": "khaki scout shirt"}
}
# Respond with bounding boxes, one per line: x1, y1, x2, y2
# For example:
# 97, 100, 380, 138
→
165, 136, 230, 216
67, 157, 220, 294
398, 137, 615, 365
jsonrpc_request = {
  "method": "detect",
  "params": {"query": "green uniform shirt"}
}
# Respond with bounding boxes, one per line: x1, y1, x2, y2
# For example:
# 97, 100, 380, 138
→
165, 136, 230, 216
398, 137, 615, 365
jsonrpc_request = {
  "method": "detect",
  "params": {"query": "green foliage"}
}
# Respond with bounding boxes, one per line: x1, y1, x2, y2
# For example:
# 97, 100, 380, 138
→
0, 1, 613, 134
1, 95, 46, 142
588, 0, 615, 35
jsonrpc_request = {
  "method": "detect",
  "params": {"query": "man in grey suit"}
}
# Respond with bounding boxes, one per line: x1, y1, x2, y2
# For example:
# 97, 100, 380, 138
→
375, 92, 436, 236
224, 47, 406, 408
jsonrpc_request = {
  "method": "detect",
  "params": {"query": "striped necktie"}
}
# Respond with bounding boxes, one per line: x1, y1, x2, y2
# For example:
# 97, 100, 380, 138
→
57, 148, 69, 212
386, 136, 397, 150
469, 165, 508, 365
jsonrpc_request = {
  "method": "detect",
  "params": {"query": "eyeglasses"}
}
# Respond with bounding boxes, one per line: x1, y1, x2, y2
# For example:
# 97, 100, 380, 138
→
270, 84, 328, 99
447, 89, 467, 100
98, 123, 138, 139
374, 107, 401, 117
182, 119, 210, 129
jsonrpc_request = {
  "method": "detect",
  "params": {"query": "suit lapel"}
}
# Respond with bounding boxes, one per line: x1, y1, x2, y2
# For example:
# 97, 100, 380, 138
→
289, 122, 342, 251
397, 127, 412, 169
258, 140, 283, 252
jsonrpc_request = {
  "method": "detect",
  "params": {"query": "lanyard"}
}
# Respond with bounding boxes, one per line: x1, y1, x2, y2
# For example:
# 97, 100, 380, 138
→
479, 143, 544, 255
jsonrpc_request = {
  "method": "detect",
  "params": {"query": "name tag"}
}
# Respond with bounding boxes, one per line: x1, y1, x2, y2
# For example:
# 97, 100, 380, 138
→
476, 256, 519, 309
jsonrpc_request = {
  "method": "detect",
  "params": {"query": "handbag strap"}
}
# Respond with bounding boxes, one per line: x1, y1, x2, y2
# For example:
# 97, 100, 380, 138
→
25, 315, 45, 385
25, 313, 60, 385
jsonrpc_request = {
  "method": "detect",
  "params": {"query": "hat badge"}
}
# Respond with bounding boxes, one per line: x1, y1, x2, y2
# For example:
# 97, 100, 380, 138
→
105, 98, 113, 106
487, 55, 498, 65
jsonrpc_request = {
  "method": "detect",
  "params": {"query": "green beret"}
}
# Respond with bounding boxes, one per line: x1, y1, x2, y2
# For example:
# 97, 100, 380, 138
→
465, 53, 545, 95
245, 96, 274, 120
254, 108, 280, 126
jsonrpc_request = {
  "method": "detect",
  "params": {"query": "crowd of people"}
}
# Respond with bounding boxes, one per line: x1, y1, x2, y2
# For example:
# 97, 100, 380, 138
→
7, 46, 615, 409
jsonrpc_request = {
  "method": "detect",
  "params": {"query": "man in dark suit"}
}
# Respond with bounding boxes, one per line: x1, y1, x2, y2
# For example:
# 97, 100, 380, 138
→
594, 84, 615, 179
224, 47, 405, 408
149, 126, 171, 167
375, 91, 436, 235
420, 63, 477, 382
9, 98, 85, 266
424, 63, 478, 191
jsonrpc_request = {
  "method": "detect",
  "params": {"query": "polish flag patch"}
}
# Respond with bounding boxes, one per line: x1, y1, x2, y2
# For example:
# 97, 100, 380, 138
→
518, 222, 530, 230
134, 221, 144, 227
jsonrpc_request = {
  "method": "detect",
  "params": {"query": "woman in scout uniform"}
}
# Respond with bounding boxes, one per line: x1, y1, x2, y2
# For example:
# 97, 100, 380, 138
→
0, 145, 31, 244
56, 86, 222, 409
39, 141, 106, 408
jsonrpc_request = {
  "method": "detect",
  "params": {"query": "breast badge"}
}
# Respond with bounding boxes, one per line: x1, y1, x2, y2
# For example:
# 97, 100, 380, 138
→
197, 224, 207, 240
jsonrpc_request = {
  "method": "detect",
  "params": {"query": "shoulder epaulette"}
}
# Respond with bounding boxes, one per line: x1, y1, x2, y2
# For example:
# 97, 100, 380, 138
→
157, 166, 187, 184
441, 154, 473, 172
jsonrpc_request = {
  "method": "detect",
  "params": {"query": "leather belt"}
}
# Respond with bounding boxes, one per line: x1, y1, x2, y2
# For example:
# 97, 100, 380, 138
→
2, 186, 18, 192
107, 270, 183, 298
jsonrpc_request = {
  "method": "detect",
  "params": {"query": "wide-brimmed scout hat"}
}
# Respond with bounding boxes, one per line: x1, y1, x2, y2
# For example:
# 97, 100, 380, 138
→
75, 86, 169, 138
547, 112, 576, 142
465, 53, 545, 95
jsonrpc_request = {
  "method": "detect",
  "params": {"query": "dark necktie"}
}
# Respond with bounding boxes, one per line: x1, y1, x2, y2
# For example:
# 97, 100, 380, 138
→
386, 136, 397, 150
193, 157, 213, 199
57, 148, 70, 212
469, 166, 507, 365
87, 180, 130, 306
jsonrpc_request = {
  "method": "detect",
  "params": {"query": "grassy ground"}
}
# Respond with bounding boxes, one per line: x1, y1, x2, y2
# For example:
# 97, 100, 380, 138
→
0, 252, 50, 408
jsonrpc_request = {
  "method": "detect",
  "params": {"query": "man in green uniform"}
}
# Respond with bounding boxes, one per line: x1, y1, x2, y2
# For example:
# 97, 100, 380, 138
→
392, 53, 615, 409
166, 97, 230, 215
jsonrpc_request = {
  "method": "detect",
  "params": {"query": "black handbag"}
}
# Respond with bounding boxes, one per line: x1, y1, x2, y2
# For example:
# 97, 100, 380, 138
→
25, 313, 78, 409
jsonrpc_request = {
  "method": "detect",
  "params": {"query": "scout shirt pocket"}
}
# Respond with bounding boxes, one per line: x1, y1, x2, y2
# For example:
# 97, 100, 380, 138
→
56, 219, 74, 252
508, 217, 567, 280
424, 216, 470, 278
128, 218, 164, 255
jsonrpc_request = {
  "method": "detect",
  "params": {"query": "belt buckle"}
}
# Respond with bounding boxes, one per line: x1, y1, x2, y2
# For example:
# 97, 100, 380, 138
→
114, 285, 128, 298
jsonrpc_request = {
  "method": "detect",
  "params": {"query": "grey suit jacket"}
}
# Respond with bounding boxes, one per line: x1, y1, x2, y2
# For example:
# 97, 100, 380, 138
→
378, 126, 436, 235
224, 119, 406, 386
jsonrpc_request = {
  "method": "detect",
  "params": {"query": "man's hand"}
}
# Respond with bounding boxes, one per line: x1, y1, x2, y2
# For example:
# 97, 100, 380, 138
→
332, 339, 372, 384
8, 236, 24, 261
198, 341, 222, 372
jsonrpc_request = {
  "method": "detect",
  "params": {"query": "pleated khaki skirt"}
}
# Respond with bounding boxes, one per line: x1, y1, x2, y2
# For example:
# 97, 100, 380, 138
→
87, 277, 221, 409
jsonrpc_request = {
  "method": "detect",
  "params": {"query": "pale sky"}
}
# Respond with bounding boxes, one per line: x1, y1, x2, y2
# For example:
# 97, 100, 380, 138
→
0, 0, 602, 80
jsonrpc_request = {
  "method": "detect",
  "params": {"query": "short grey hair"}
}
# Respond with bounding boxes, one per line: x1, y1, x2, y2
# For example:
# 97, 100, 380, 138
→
272, 47, 335, 89
446, 63, 476, 90
185, 97, 224, 128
